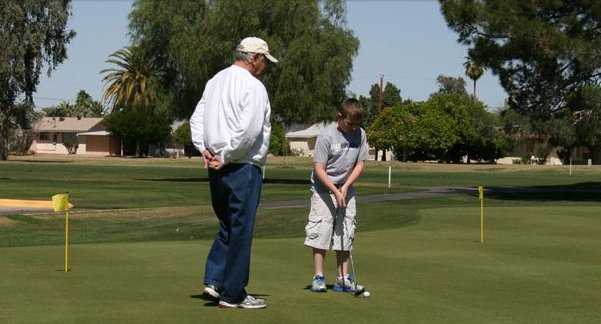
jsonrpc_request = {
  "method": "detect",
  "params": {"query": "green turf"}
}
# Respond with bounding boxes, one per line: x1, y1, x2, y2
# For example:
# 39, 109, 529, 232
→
0, 161, 413, 209
1, 203, 600, 323
2, 159, 601, 322
3, 160, 601, 208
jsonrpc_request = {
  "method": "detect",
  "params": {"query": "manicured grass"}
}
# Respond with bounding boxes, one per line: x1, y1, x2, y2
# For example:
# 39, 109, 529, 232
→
0, 160, 411, 209
2, 156, 601, 323
1, 202, 600, 323
2, 157, 601, 209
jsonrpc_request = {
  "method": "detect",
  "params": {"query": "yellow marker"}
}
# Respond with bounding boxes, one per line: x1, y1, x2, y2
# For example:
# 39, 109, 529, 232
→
52, 193, 73, 272
478, 186, 484, 243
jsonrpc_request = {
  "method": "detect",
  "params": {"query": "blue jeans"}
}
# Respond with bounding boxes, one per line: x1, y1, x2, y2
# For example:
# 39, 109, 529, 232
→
203, 163, 262, 304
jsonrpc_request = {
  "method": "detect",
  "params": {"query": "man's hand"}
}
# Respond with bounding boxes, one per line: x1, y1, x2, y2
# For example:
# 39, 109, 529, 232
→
202, 150, 215, 168
208, 157, 224, 170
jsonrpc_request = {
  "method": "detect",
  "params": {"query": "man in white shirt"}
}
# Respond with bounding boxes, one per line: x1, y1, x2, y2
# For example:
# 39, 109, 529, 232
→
190, 37, 276, 309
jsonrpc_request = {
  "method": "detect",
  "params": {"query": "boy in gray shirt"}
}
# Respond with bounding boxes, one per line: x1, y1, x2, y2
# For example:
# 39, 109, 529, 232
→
304, 98, 369, 292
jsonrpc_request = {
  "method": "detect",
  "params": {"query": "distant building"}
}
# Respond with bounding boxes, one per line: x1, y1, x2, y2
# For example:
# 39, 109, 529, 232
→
284, 122, 385, 160
285, 122, 327, 157
29, 117, 121, 156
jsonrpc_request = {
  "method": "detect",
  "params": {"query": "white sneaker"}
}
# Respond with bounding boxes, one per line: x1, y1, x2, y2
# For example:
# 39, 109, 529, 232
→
219, 295, 266, 309
203, 285, 221, 299
333, 276, 364, 293
310, 275, 327, 292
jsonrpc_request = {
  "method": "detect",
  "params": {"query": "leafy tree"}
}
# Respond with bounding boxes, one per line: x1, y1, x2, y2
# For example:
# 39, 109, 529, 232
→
128, 0, 359, 123
358, 81, 402, 128
500, 107, 532, 137
410, 100, 459, 161
464, 57, 484, 99
571, 85, 601, 163
43, 90, 104, 117
545, 115, 577, 163
367, 107, 401, 158
268, 121, 288, 156
382, 82, 402, 108
358, 95, 376, 127
436, 75, 467, 95
172, 122, 191, 148
104, 108, 171, 157
74, 90, 104, 117
101, 46, 158, 112
0, 1, 75, 160
440, 0, 601, 119
428, 92, 505, 163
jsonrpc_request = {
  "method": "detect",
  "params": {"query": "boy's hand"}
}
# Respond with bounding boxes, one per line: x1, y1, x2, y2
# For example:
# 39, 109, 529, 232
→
340, 184, 349, 202
334, 189, 346, 208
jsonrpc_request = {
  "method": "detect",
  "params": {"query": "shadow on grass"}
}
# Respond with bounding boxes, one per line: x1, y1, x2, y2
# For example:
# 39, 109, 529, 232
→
136, 177, 310, 185
474, 182, 601, 202
191, 292, 271, 307
136, 177, 210, 182
12, 160, 72, 164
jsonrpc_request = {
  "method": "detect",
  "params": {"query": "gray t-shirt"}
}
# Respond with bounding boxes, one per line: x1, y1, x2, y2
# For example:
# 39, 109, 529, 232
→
311, 122, 369, 192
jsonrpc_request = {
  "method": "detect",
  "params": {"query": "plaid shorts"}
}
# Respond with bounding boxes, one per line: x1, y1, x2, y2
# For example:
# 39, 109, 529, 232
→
304, 190, 357, 251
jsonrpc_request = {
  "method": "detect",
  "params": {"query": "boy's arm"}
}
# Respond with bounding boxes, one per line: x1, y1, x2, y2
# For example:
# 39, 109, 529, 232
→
314, 163, 346, 208
340, 160, 365, 200
341, 129, 369, 200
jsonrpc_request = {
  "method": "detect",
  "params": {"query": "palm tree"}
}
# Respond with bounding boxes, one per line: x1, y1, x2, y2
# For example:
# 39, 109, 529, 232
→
101, 46, 156, 111
464, 57, 485, 99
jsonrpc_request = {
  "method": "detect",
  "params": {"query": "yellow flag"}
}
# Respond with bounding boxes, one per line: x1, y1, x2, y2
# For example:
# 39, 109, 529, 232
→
52, 193, 73, 212
478, 186, 483, 200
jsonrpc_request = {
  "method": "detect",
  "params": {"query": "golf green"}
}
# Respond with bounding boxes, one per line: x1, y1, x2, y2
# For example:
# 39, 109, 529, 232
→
2, 204, 600, 323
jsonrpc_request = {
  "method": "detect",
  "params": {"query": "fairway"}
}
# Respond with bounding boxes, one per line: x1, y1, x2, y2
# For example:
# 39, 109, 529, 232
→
2, 158, 601, 323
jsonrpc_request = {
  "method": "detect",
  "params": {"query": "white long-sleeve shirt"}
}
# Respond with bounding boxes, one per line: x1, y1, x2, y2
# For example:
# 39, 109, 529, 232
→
190, 65, 271, 167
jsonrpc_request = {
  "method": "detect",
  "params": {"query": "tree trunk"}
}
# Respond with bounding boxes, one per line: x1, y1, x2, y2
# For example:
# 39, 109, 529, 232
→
0, 118, 9, 161
591, 146, 601, 165
473, 80, 477, 99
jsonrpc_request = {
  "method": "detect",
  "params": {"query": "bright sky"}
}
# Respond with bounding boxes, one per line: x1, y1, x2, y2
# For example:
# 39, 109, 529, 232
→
36, 0, 507, 110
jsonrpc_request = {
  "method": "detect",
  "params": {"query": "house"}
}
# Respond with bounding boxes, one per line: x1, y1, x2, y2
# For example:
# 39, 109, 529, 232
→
29, 117, 121, 156
285, 122, 327, 157
284, 122, 388, 160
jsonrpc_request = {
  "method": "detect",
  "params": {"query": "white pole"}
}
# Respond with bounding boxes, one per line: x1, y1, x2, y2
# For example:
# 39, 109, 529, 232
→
387, 166, 391, 189
569, 158, 572, 176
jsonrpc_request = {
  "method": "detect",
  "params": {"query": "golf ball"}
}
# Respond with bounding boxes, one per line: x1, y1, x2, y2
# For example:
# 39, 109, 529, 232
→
362, 291, 370, 297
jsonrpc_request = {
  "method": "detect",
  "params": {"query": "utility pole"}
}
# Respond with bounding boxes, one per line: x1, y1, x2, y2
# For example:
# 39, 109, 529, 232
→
378, 74, 384, 112
378, 74, 386, 161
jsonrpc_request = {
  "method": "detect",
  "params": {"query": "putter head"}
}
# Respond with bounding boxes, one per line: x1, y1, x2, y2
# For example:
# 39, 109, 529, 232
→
353, 287, 366, 296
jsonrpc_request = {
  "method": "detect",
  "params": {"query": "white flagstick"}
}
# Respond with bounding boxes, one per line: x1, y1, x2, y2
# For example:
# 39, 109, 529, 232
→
387, 166, 391, 189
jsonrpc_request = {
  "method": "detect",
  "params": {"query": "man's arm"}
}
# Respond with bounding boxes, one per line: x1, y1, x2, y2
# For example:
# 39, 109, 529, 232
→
190, 89, 213, 168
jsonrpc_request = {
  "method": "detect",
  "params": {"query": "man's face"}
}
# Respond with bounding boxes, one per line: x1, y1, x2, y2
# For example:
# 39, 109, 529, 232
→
251, 54, 268, 77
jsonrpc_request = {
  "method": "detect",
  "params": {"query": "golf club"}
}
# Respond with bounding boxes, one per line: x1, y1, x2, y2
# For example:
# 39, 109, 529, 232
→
338, 204, 369, 298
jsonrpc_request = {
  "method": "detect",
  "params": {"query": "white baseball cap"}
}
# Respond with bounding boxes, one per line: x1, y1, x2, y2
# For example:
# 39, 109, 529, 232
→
236, 37, 278, 63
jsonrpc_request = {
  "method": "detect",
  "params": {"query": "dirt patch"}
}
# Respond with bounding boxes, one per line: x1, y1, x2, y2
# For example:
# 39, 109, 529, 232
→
0, 216, 15, 226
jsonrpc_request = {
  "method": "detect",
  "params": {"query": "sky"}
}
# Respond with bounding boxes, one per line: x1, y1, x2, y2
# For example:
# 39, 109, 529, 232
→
35, 0, 508, 110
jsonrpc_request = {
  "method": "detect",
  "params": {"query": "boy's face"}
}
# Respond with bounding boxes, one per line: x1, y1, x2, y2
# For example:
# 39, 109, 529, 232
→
337, 116, 361, 133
